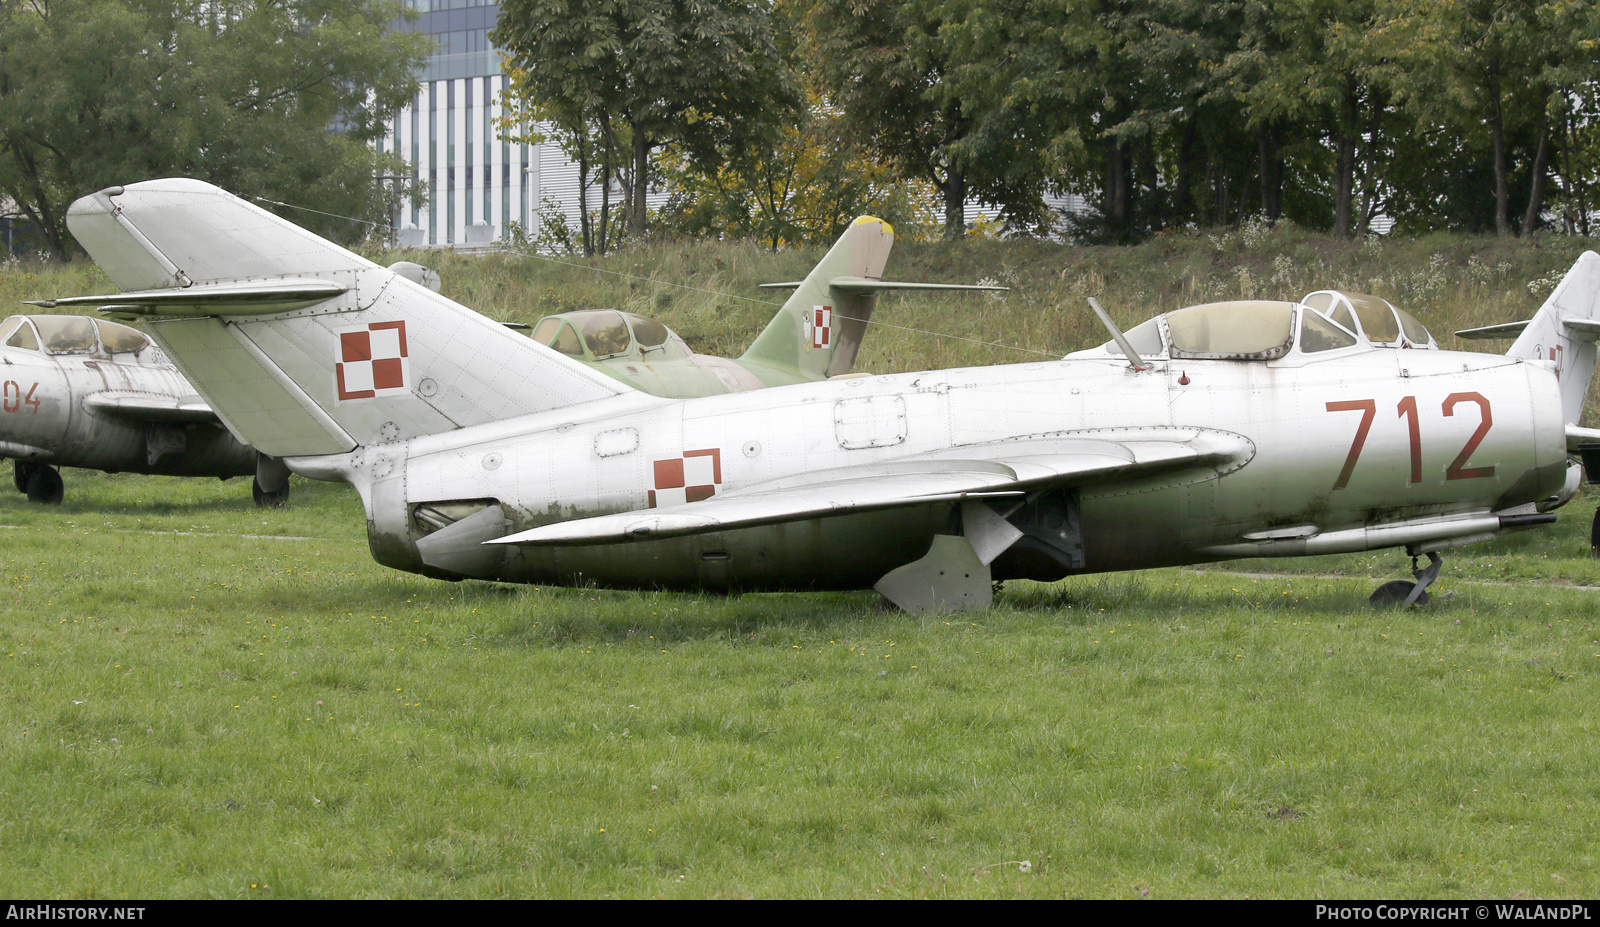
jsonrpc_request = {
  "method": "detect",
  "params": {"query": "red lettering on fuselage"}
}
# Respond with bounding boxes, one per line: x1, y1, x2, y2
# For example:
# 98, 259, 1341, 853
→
2, 380, 40, 414
1327, 394, 1496, 488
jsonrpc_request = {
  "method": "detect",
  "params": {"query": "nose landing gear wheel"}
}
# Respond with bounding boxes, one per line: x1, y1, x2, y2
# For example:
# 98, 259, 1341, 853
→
1369, 580, 1430, 607
1369, 550, 1442, 607
23, 464, 63, 504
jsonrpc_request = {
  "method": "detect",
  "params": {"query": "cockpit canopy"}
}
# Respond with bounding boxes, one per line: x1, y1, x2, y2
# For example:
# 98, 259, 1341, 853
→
1091, 299, 1359, 362
1300, 291, 1437, 349
530, 309, 686, 361
0, 315, 160, 360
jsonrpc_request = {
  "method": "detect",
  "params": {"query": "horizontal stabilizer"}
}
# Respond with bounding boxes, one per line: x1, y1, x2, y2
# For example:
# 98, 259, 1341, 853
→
1455, 321, 1528, 340
1565, 318, 1600, 338
83, 391, 217, 425
26, 279, 348, 318
758, 277, 1007, 293
492, 428, 1253, 546
830, 277, 1008, 293
1456, 317, 1600, 341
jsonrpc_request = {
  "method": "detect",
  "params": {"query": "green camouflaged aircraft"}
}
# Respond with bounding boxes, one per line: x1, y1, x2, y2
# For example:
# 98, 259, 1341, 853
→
523, 217, 1003, 397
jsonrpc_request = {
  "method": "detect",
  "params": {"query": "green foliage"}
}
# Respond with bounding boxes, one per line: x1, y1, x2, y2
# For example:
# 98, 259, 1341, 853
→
503, 197, 582, 255
654, 100, 942, 250
480, 1, 1600, 248
492, 0, 801, 248
798, 0, 1055, 239
0, 0, 430, 259
770, 0, 1600, 244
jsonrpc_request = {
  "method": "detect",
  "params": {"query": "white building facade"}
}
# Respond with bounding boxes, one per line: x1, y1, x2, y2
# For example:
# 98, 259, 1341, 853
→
381, 0, 600, 248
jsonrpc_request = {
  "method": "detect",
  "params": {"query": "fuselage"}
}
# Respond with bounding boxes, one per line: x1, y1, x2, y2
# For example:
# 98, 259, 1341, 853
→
0, 315, 255, 478
299, 341, 1570, 590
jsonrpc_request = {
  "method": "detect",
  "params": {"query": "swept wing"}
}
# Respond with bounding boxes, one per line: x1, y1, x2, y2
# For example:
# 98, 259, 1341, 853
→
492, 428, 1254, 545
82, 390, 219, 425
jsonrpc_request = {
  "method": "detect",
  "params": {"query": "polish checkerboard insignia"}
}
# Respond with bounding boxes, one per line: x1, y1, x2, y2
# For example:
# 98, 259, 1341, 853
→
810, 305, 832, 349
336, 321, 409, 400
649, 448, 721, 508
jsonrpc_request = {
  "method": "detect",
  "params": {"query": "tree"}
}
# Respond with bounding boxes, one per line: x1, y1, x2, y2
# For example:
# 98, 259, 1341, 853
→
0, 0, 429, 260
1372, 0, 1598, 236
1217, 0, 1387, 237
799, 0, 1054, 240
497, 63, 620, 257
656, 97, 940, 250
492, 0, 799, 245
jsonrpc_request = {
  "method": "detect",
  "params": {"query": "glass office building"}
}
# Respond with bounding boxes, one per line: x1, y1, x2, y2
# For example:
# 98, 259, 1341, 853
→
381, 0, 590, 248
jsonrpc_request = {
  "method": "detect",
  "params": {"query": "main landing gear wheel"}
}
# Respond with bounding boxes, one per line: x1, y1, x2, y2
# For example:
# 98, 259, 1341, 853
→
1590, 507, 1600, 558
252, 477, 290, 508
23, 464, 63, 505
1369, 550, 1443, 608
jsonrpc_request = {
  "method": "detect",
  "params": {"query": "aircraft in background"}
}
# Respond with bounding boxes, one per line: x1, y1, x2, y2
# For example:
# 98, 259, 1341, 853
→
0, 313, 288, 505
523, 217, 1003, 398
39, 179, 1600, 612
1456, 303, 1600, 550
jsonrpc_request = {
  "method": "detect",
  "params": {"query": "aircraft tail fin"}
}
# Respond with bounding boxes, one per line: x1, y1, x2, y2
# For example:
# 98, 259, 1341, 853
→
63, 179, 633, 459
739, 217, 894, 385
1505, 251, 1600, 425
738, 218, 1007, 385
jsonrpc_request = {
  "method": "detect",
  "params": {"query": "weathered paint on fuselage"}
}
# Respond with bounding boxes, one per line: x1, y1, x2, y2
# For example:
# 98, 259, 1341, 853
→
325, 341, 1566, 590
0, 340, 255, 477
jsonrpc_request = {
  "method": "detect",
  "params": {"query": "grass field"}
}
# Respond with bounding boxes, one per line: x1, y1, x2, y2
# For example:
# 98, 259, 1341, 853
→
2, 471, 1599, 898
5, 228, 1600, 897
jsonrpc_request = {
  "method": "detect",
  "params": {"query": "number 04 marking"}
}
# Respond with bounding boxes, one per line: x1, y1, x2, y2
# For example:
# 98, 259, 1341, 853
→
2, 381, 39, 414
1325, 392, 1494, 490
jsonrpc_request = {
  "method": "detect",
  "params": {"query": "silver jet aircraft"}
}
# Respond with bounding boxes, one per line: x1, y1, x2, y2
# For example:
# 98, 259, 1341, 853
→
0, 312, 289, 505
41, 179, 1600, 611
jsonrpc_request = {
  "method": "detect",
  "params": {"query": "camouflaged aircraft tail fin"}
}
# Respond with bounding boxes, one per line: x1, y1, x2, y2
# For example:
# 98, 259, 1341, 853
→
739, 217, 895, 386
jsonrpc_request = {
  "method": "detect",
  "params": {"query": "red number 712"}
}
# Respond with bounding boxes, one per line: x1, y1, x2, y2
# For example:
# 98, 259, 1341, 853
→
1325, 392, 1494, 490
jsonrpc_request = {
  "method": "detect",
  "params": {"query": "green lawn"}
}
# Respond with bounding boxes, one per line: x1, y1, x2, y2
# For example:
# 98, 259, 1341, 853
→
1, 472, 1598, 897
